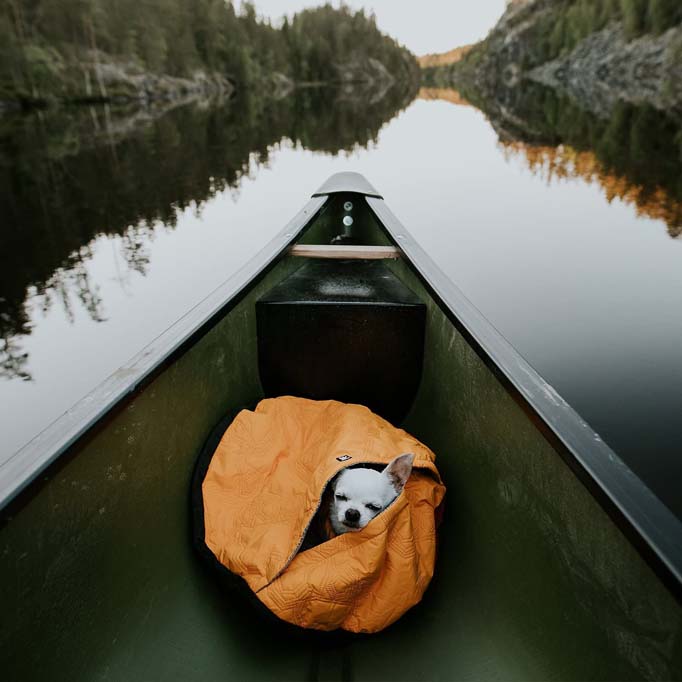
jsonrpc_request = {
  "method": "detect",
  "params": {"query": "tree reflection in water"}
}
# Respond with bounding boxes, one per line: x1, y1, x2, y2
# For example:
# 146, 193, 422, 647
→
5, 79, 680, 381
421, 84, 682, 238
0, 82, 417, 380
500, 142, 682, 238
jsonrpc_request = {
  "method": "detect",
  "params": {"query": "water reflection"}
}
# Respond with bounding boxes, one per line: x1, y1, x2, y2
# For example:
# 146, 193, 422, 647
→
0, 82, 417, 380
3, 75, 682, 517
417, 87, 472, 108
423, 83, 682, 239
500, 142, 682, 238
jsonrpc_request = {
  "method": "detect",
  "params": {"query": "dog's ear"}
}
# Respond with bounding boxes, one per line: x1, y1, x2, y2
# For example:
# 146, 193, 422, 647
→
382, 454, 414, 494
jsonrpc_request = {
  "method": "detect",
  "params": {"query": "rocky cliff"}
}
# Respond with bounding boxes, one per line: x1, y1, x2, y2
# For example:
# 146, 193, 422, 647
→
529, 23, 682, 116
0, 47, 236, 111
435, 0, 682, 115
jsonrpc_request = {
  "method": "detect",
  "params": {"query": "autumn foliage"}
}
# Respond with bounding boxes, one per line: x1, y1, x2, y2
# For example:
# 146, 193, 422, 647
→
417, 45, 474, 68
501, 141, 682, 237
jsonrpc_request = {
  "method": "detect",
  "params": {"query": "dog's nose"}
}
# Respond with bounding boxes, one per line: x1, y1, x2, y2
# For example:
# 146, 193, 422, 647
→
345, 508, 360, 524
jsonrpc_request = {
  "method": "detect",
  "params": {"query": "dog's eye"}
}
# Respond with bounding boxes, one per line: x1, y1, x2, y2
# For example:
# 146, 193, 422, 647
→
365, 503, 381, 512
335, 494, 348, 501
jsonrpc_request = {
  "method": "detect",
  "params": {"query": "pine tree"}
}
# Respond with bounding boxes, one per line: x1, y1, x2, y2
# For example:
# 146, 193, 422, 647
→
648, 0, 682, 34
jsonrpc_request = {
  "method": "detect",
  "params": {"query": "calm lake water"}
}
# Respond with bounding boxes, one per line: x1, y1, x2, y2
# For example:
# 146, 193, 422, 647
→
1, 83, 681, 519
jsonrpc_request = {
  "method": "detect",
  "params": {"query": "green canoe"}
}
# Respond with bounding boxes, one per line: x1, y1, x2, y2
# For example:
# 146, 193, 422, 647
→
1, 173, 680, 681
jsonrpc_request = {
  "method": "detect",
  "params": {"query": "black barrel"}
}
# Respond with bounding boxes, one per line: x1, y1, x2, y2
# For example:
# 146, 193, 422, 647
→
256, 259, 425, 424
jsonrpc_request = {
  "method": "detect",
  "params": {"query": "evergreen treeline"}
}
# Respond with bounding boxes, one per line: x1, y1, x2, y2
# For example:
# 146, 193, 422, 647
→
283, 5, 417, 83
529, 0, 682, 66
0, 1, 417, 104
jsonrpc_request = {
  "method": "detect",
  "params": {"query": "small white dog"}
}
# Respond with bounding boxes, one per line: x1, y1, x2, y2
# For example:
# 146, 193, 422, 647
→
330, 454, 414, 535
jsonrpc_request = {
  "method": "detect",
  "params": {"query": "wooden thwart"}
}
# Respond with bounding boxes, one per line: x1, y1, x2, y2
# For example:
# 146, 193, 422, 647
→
289, 244, 401, 260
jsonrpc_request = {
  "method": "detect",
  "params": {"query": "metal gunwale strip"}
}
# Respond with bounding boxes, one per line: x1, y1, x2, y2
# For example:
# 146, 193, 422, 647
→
0, 195, 328, 513
366, 194, 682, 603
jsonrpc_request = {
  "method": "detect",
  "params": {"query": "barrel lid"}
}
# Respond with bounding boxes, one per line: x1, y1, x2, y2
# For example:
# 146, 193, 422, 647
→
258, 260, 422, 306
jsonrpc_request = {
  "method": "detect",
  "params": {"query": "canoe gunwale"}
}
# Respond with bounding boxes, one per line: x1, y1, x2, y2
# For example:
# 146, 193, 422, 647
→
365, 195, 682, 605
0, 195, 328, 514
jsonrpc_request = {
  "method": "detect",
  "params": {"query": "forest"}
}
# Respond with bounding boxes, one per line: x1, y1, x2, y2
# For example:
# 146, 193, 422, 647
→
521, 0, 682, 67
0, 1, 418, 105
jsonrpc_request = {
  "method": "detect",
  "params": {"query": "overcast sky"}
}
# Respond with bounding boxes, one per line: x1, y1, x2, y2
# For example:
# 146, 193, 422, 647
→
240, 1, 508, 56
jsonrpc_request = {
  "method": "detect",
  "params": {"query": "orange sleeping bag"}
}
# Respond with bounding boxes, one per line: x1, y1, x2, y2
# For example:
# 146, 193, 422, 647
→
201, 396, 446, 633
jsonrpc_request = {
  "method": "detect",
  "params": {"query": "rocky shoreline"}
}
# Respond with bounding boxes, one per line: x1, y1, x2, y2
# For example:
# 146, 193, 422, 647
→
1, 46, 409, 113
529, 23, 682, 116
436, 0, 682, 117
0, 50, 236, 111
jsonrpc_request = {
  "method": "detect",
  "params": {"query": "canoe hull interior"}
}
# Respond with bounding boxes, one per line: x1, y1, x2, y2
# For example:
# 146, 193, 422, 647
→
0, 193, 680, 681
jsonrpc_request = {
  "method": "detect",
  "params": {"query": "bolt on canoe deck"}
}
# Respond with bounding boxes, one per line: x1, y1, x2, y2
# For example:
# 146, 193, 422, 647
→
0, 173, 680, 681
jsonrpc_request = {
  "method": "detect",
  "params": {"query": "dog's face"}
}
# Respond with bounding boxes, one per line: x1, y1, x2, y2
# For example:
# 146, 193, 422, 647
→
329, 454, 414, 535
